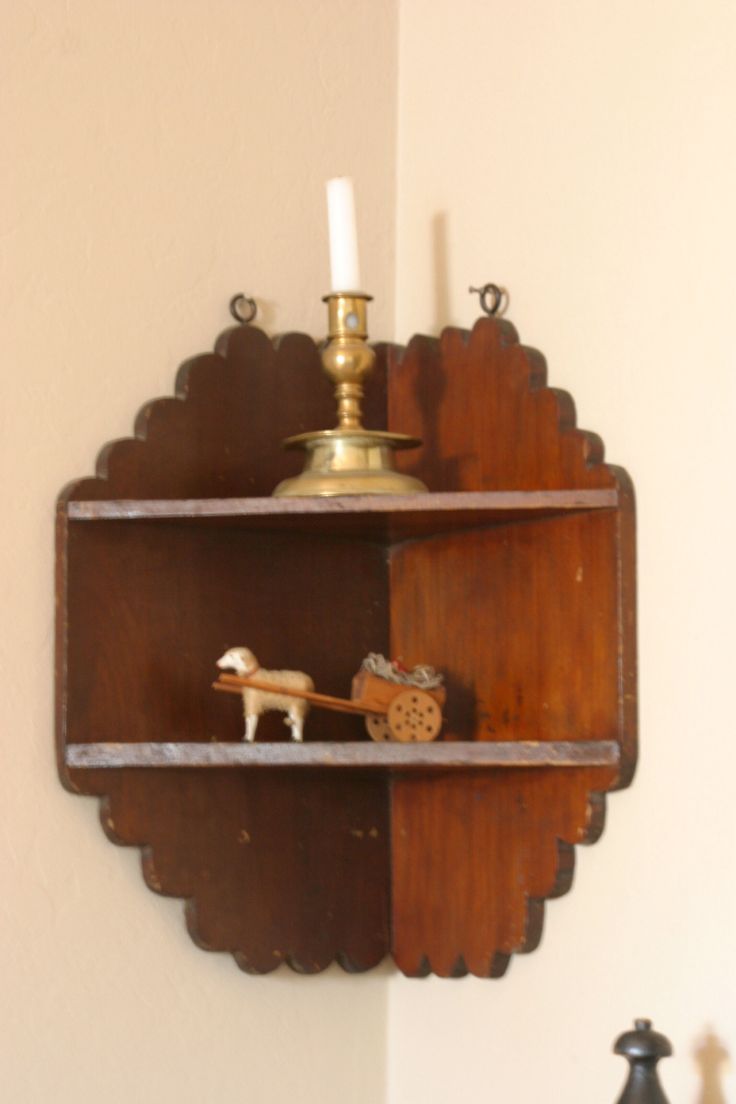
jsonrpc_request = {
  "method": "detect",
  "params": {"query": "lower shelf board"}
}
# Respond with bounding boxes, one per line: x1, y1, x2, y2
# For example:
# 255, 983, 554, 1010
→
65, 739, 620, 770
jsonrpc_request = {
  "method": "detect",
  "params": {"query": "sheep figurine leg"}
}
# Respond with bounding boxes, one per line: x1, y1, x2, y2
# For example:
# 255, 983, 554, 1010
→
216, 647, 313, 743
286, 703, 304, 742
244, 706, 259, 743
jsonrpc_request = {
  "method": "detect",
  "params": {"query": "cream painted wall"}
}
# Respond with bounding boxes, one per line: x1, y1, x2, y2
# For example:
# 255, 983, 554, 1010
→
2, 3, 397, 1101
6, 1, 735, 1100
392, 1, 735, 1102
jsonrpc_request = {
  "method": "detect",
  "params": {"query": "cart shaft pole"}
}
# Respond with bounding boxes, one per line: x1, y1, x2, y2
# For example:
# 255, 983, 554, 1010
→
214, 674, 383, 717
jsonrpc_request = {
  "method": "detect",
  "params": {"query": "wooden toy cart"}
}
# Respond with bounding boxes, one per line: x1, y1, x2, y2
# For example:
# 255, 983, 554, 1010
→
215, 667, 446, 742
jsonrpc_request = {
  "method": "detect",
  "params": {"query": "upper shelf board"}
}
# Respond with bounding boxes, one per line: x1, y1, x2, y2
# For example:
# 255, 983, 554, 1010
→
65, 489, 618, 541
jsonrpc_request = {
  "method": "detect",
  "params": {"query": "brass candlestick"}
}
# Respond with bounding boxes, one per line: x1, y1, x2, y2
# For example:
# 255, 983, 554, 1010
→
272, 293, 427, 496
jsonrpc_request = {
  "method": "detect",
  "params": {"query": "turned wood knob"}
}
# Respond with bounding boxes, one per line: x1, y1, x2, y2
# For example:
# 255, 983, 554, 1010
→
613, 1019, 673, 1104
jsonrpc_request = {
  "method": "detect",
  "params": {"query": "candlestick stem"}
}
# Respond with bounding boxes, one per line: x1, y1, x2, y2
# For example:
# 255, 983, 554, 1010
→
322, 293, 374, 431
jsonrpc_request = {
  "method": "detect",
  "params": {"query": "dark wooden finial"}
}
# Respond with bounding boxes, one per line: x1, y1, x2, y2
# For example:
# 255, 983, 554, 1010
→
613, 1019, 673, 1104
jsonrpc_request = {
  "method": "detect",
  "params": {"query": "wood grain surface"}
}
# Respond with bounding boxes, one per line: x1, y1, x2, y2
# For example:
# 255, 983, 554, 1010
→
384, 318, 635, 975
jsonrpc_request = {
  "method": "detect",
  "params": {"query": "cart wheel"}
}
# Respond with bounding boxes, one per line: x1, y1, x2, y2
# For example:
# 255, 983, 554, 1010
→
365, 713, 392, 742
387, 690, 442, 742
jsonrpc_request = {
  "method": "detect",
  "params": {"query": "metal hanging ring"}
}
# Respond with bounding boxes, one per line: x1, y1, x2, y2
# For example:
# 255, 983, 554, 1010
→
229, 294, 258, 325
468, 283, 503, 317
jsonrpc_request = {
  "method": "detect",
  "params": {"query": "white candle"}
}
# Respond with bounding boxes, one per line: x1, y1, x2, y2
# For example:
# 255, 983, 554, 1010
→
326, 177, 361, 292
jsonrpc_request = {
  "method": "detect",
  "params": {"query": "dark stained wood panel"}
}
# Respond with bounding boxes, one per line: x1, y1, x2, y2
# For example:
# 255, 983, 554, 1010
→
58, 323, 392, 972
63, 522, 385, 746
385, 318, 636, 973
390, 516, 623, 744
390, 766, 617, 977
100, 768, 389, 973
385, 320, 615, 493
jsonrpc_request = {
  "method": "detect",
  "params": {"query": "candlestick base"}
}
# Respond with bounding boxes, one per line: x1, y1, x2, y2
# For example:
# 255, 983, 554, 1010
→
273, 428, 427, 497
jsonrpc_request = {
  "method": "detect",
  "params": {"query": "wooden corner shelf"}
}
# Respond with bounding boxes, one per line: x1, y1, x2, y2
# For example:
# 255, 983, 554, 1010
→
56, 315, 636, 978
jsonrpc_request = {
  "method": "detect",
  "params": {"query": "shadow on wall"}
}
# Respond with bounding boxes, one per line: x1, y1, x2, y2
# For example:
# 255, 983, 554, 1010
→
432, 209, 510, 333
695, 1029, 730, 1104
432, 210, 453, 331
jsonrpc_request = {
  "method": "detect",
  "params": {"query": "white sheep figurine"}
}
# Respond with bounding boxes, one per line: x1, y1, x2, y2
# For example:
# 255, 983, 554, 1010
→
216, 647, 314, 743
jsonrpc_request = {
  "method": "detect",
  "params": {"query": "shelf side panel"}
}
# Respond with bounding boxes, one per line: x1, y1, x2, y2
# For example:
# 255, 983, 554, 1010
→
384, 315, 636, 777
62, 323, 388, 503
388, 520, 625, 974
385, 315, 636, 976
391, 517, 625, 745
58, 503, 392, 969
95, 768, 389, 973
385, 317, 616, 493
390, 766, 617, 977
63, 524, 388, 746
